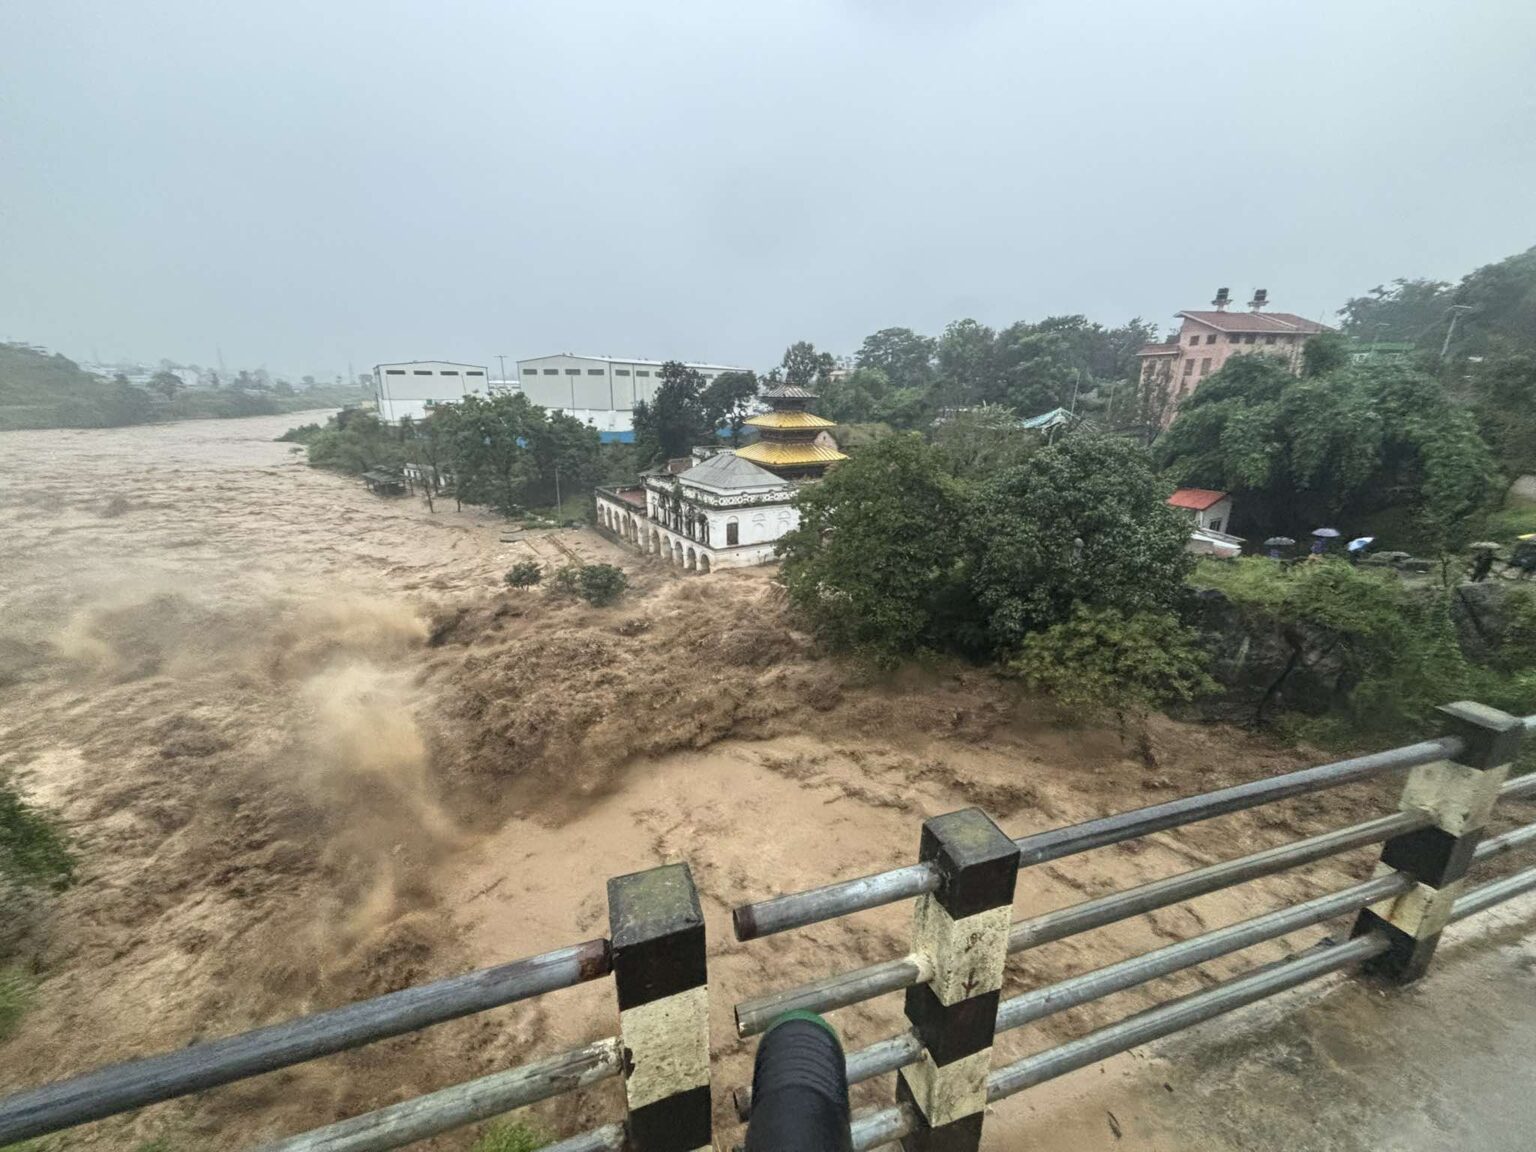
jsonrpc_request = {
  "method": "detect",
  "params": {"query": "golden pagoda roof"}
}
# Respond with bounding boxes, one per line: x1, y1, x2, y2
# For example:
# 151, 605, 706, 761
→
744, 410, 838, 431
734, 440, 849, 468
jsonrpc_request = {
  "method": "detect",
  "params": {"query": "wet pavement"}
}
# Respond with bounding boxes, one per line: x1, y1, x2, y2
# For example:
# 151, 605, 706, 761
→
989, 892, 1536, 1150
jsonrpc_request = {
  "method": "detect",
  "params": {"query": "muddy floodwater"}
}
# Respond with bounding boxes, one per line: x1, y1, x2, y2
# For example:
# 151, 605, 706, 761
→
1, 413, 1532, 1150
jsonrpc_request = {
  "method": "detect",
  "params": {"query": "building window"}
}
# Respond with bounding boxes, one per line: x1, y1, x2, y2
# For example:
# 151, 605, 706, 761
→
543, 369, 559, 375
413, 370, 432, 375
440, 369, 460, 375
726, 518, 739, 546
565, 369, 581, 375
1264, 336, 1277, 345
1243, 334, 1256, 344
587, 368, 605, 376
636, 370, 651, 377
1188, 335, 1199, 345
1228, 335, 1240, 344
1200, 357, 1212, 374
385, 369, 405, 375
615, 369, 631, 376
1183, 358, 1195, 377
466, 370, 484, 376
1205, 334, 1217, 344
1209, 518, 1223, 533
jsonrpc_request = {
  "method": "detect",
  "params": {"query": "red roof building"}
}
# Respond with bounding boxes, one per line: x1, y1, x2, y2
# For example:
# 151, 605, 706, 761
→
1137, 288, 1333, 428
1167, 487, 1234, 534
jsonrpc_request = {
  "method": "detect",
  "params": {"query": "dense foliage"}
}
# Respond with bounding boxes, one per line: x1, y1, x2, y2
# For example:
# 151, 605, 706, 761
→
504, 561, 543, 588
0, 786, 74, 895
1194, 558, 1534, 740
1014, 605, 1216, 731
1158, 355, 1497, 551
970, 435, 1193, 650
632, 362, 760, 463
550, 563, 628, 606
300, 394, 604, 517
778, 432, 1194, 694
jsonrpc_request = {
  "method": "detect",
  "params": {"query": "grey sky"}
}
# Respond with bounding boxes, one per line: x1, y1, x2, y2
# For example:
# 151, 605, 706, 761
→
4, 1, 1534, 378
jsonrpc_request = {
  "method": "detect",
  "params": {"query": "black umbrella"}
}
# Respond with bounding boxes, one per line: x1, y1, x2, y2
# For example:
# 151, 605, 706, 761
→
1263, 536, 1296, 548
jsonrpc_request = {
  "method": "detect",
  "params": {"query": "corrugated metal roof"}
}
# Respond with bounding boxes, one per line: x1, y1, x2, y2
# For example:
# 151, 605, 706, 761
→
516, 354, 746, 371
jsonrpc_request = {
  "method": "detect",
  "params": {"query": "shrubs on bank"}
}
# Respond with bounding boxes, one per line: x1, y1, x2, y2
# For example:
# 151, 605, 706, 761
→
504, 561, 543, 589
550, 563, 628, 607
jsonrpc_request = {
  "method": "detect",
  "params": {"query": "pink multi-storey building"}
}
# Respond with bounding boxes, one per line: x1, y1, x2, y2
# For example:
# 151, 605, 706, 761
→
1137, 288, 1331, 425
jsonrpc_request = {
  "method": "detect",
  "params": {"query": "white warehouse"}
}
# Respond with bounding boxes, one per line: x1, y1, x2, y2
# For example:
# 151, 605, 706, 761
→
515, 354, 746, 443
374, 361, 490, 423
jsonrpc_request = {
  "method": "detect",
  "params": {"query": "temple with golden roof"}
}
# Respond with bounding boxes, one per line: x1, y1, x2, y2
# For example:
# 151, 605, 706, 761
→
593, 381, 846, 572
733, 384, 848, 478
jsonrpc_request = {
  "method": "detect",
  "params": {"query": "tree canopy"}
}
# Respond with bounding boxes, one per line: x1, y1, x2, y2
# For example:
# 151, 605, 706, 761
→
1157, 355, 1497, 551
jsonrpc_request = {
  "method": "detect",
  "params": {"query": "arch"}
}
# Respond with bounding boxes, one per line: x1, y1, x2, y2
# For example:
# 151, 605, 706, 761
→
697, 552, 711, 574
685, 546, 697, 571
673, 540, 685, 567
651, 529, 661, 556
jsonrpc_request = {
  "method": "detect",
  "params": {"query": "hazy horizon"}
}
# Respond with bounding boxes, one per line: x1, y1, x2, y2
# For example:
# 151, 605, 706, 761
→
4, 1, 1533, 378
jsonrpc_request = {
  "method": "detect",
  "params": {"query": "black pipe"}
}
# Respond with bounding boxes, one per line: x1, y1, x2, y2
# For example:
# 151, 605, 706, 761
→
745, 1013, 853, 1152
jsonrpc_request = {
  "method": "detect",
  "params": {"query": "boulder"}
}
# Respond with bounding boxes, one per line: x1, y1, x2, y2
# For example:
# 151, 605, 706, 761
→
1507, 474, 1536, 508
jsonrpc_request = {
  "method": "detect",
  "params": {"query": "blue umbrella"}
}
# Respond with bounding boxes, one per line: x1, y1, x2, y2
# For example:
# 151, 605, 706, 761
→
1348, 536, 1375, 553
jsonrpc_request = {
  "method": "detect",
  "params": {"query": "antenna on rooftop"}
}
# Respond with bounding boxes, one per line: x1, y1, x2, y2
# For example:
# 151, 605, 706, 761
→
1212, 287, 1231, 312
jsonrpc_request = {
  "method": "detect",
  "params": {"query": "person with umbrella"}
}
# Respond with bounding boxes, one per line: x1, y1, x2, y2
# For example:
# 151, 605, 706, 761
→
1346, 535, 1374, 565
1264, 535, 1295, 560
1310, 527, 1340, 556
1512, 534, 1536, 581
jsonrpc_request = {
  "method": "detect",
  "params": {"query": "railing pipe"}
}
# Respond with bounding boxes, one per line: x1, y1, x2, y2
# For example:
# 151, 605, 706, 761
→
849, 1102, 916, 1152
0, 940, 612, 1146
734, 955, 928, 1038
1008, 809, 1427, 953
252, 1038, 623, 1152
1013, 738, 1457, 867
986, 934, 1388, 1105
732, 738, 1457, 941
1449, 863, 1536, 924
540, 1123, 629, 1152
1473, 819, 1536, 864
996, 869, 1411, 1033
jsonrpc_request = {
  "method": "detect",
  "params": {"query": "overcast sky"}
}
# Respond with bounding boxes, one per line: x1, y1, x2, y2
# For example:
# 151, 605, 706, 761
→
3, 1, 1533, 378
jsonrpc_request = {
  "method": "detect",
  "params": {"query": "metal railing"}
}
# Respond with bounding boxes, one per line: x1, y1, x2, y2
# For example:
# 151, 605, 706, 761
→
729, 705, 1536, 1149
0, 863, 712, 1152
2, 711, 1533, 1152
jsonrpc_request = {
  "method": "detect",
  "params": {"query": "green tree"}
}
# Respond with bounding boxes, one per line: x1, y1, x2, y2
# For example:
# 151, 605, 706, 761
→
969, 433, 1192, 651
701, 369, 759, 445
817, 366, 888, 425
1158, 356, 1496, 552
931, 404, 1034, 479
1470, 354, 1536, 475
1302, 331, 1351, 378
632, 361, 710, 463
1338, 278, 1454, 346
1014, 604, 1215, 737
779, 341, 835, 388
935, 318, 997, 407
777, 435, 970, 662
856, 327, 936, 393
504, 561, 543, 588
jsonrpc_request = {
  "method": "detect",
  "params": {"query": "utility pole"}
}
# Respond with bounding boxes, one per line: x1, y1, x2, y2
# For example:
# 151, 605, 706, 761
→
1439, 305, 1473, 361
554, 461, 562, 516
497, 353, 508, 386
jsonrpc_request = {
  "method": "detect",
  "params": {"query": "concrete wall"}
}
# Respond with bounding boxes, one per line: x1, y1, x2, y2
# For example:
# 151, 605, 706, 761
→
595, 493, 790, 571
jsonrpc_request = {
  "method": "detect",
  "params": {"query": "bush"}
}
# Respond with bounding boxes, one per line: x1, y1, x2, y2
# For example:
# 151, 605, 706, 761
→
1, 786, 74, 893
549, 563, 628, 607
469, 1119, 549, 1152
1013, 605, 1216, 731
276, 423, 324, 444
504, 561, 543, 589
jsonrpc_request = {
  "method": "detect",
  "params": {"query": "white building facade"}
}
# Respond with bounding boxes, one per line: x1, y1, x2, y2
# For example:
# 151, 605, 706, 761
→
374, 360, 490, 423
516, 354, 745, 443
594, 451, 800, 572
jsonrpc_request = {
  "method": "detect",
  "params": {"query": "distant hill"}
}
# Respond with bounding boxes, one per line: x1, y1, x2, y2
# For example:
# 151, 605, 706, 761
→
0, 344, 365, 431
